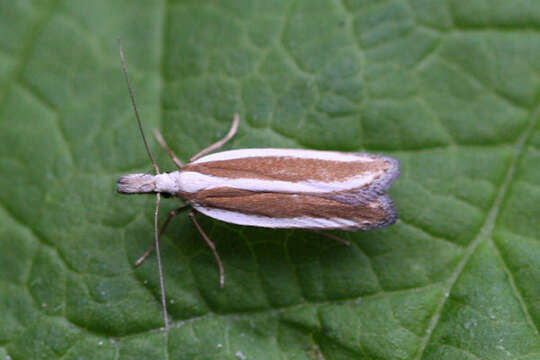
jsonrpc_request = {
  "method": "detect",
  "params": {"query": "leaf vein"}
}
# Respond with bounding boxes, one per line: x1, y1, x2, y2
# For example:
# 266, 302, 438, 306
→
415, 78, 540, 360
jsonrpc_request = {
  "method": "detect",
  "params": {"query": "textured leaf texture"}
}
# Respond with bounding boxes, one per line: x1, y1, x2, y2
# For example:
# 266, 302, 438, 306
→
1, 1, 539, 359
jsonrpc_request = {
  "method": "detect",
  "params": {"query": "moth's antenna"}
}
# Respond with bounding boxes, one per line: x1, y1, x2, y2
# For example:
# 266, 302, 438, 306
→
118, 39, 169, 330
118, 39, 159, 175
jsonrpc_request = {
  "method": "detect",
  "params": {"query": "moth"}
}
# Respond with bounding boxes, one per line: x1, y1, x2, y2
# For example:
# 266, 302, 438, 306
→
116, 42, 400, 329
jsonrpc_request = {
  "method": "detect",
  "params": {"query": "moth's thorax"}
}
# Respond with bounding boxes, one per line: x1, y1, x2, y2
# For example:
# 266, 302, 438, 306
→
117, 171, 183, 195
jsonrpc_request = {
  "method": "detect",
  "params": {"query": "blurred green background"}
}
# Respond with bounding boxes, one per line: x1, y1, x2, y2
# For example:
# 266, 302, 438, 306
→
0, 0, 539, 359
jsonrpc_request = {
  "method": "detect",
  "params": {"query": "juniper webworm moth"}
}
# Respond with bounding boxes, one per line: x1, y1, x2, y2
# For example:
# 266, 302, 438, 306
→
116, 41, 400, 330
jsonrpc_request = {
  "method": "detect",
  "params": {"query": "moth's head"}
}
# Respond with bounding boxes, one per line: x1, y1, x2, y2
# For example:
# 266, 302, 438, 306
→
117, 173, 156, 194
117, 172, 181, 195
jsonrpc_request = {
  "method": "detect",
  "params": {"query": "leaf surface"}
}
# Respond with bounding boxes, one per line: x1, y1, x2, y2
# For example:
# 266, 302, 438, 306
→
0, 1, 539, 359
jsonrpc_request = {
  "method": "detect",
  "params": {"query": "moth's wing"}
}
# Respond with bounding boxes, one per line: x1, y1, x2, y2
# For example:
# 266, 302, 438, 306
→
181, 149, 400, 230
191, 191, 396, 230
181, 149, 400, 196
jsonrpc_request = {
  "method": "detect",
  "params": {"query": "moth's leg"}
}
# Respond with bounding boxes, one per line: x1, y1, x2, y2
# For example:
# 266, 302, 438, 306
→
189, 113, 240, 162
134, 205, 191, 266
307, 229, 351, 246
153, 129, 184, 169
188, 211, 225, 288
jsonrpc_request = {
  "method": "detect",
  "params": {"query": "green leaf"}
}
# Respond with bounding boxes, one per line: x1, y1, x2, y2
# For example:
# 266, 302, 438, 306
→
1, 0, 539, 359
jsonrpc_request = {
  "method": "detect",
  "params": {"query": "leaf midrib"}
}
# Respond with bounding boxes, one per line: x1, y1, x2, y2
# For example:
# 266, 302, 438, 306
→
415, 99, 540, 359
